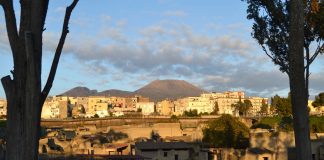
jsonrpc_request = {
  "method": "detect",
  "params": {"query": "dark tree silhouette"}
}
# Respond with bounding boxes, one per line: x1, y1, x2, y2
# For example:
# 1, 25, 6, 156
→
0, 0, 79, 159
242, 0, 324, 159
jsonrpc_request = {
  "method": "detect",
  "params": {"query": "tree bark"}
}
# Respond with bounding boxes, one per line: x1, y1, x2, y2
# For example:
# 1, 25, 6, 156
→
288, 0, 312, 160
0, 0, 78, 159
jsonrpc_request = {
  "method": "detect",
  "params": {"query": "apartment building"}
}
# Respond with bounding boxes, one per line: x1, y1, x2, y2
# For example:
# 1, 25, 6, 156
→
156, 100, 174, 116
0, 99, 7, 117
216, 97, 240, 115
173, 98, 189, 116
186, 97, 215, 114
87, 96, 109, 118
41, 96, 68, 119
248, 97, 268, 116
136, 102, 155, 115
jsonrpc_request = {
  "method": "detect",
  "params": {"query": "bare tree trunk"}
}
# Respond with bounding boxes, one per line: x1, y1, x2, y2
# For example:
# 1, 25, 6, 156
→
288, 0, 312, 160
0, 0, 78, 159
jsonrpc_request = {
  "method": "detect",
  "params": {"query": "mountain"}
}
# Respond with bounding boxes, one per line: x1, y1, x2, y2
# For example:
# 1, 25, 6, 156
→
61, 87, 133, 97
60, 79, 206, 102
96, 89, 134, 97
61, 86, 98, 97
134, 80, 206, 102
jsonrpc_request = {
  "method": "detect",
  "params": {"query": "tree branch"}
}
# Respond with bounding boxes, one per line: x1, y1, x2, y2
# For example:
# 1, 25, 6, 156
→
1, 75, 14, 101
308, 42, 324, 66
1, 0, 19, 54
41, 0, 79, 104
261, 45, 289, 74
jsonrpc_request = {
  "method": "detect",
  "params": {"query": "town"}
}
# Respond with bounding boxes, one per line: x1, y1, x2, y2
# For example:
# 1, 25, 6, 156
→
0, 90, 323, 160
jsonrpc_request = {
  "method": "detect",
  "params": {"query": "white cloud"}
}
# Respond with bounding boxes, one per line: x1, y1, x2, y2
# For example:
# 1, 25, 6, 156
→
4, 20, 321, 98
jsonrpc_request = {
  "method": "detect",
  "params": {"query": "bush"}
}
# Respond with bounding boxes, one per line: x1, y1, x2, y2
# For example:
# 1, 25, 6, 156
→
203, 114, 249, 149
183, 109, 199, 117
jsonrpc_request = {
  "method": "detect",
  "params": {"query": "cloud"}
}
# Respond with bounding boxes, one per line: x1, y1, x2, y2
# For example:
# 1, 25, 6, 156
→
16, 21, 324, 98
0, 24, 10, 53
163, 10, 187, 17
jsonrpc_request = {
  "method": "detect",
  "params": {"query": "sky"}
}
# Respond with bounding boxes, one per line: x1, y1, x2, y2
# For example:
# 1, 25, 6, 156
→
0, 0, 324, 99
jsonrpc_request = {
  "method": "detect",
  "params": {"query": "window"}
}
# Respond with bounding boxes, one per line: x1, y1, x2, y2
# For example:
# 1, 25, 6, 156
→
175, 154, 178, 160
263, 157, 268, 160
164, 152, 168, 157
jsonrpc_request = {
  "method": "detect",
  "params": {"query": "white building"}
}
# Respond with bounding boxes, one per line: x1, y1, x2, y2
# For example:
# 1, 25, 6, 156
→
136, 102, 155, 115
186, 97, 215, 114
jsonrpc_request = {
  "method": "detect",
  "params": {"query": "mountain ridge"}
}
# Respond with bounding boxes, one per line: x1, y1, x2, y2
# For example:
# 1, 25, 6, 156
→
60, 79, 206, 102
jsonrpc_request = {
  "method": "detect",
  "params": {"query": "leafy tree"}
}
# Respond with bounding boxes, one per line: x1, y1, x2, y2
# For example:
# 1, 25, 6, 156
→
0, 0, 78, 159
183, 109, 199, 117
243, 0, 324, 159
233, 99, 252, 116
170, 115, 178, 120
93, 114, 99, 118
202, 114, 249, 149
260, 99, 269, 115
210, 102, 219, 115
309, 116, 324, 133
150, 130, 161, 141
271, 94, 292, 116
312, 92, 324, 107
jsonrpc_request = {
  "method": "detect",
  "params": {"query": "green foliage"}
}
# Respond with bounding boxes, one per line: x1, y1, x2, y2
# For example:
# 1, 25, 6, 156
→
309, 116, 324, 132
250, 123, 272, 129
170, 115, 178, 120
260, 99, 269, 114
243, 0, 324, 73
93, 114, 99, 118
233, 99, 252, 116
183, 109, 199, 117
252, 116, 324, 133
312, 92, 324, 107
203, 114, 249, 149
279, 116, 294, 131
137, 108, 142, 112
210, 102, 219, 115
271, 94, 292, 116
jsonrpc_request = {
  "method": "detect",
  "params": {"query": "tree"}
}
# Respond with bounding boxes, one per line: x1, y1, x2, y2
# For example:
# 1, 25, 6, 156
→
271, 94, 292, 116
312, 92, 324, 107
242, 0, 324, 159
210, 102, 219, 115
260, 99, 268, 115
202, 114, 249, 149
183, 109, 199, 117
0, 0, 79, 159
233, 99, 252, 116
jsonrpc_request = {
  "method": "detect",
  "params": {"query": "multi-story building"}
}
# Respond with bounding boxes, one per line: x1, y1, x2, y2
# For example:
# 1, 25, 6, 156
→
173, 98, 189, 116
41, 96, 68, 119
136, 102, 155, 115
0, 99, 7, 117
248, 97, 268, 116
87, 96, 109, 118
156, 100, 174, 116
186, 97, 215, 114
216, 97, 240, 115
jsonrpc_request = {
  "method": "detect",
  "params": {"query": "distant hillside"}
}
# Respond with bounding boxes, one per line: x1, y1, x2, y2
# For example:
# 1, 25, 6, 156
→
61, 87, 98, 97
134, 80, 205, 102
61, 79, 206, 102
61, 87, 133, 97
96, 89, 134, 97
